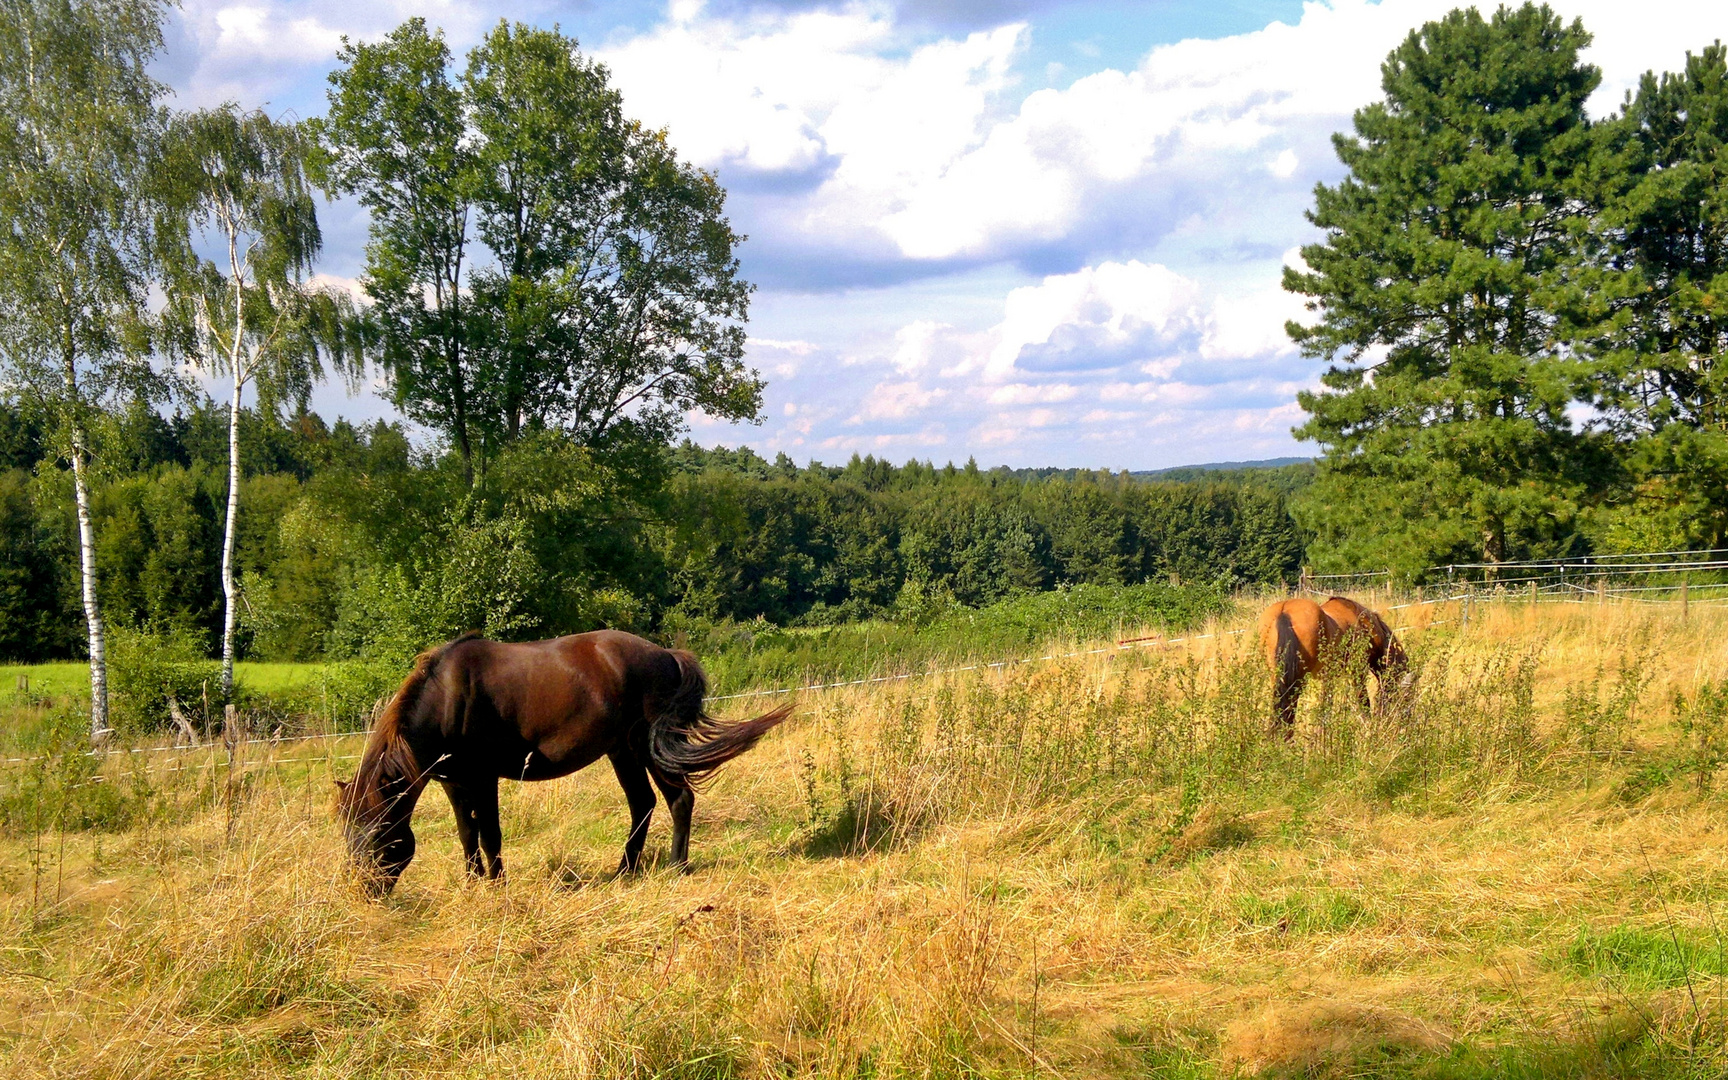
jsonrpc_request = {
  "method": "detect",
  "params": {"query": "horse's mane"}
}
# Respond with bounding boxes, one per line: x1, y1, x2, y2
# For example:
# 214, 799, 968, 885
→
343, 633, 477, 823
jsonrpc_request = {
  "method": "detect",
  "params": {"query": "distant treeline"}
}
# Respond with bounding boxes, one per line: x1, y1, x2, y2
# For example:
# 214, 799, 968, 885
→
0, 399, 1305, 663
660, 443, 1307, 627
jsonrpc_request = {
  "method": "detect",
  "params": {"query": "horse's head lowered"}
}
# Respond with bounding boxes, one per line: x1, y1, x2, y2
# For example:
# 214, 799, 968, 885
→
334, 736, 425, 897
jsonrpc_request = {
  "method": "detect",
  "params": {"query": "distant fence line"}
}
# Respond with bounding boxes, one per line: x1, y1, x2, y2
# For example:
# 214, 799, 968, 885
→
2, 603, 1466, 771
1305, 546, 1728, 605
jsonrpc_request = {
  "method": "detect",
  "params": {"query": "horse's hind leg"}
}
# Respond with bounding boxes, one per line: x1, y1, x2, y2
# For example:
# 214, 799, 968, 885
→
650, 772, 694, 872
609, 749, 658, 874
469, 777, 504, 881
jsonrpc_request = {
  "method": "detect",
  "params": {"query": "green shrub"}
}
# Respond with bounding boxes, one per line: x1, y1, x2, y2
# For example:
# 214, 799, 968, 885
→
107, 624, 221, 736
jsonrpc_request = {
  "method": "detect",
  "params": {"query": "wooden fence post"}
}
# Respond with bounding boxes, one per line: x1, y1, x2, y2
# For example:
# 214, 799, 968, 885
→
1682, 575, 1690, 621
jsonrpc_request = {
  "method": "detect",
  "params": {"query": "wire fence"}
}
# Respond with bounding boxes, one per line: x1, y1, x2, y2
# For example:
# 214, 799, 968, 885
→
2, 601, 1462, 774
1305, 546, 1728, 605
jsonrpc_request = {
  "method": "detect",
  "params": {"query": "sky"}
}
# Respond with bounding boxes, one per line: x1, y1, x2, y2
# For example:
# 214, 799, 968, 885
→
159, 0, 1728, 471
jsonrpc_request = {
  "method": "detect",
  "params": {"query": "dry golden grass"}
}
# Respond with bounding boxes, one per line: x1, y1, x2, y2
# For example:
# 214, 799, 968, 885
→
5, 596, 1728, 1078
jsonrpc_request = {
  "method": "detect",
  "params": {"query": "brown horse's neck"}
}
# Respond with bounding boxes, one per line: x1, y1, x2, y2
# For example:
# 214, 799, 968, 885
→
350, 728, 427, 828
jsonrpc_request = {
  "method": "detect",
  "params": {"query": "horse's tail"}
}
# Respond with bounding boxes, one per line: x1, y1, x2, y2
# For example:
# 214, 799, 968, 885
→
648, 649, 794, 789
1273, 611, 1303, 735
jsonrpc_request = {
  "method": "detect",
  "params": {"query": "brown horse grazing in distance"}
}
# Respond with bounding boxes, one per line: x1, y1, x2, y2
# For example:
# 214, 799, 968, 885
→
1257, 596, 1411, 737
335, 630, 793, 896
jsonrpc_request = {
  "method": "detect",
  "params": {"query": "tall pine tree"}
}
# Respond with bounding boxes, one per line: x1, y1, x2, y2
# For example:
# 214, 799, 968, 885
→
1285, 3, 1607, 576
1578, 44, 1728, 549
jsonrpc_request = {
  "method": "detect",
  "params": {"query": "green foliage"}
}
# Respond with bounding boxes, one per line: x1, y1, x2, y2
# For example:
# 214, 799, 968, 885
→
1672, 680, 1728, 793
1287, 4, 1608, 574
685, 581, 1230, 697
326, 511, 545, 663
0, 702, 154, 833
92, 463, 223, 641
0, 468, 73, 660
310, 17, 480, 477
106, 623, 219, 735
1576, 44, 1728, 550
660, 447, 1300, 628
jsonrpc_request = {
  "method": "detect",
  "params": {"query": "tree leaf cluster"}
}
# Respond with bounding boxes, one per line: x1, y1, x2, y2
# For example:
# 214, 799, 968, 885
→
1288, 3, 1728, 574
309, 18, 758, 481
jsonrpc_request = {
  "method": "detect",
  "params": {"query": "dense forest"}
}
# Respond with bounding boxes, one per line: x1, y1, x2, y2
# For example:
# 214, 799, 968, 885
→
0, 396, 1304, 665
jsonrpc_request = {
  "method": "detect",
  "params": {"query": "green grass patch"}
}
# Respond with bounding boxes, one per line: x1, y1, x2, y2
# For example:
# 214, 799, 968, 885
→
0, 661, 88, 700
1236, 890, 1372, 935
1563, 924, 1728, 989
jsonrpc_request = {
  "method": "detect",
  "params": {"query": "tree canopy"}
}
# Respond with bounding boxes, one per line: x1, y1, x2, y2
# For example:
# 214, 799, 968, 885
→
312, 19, 760, 483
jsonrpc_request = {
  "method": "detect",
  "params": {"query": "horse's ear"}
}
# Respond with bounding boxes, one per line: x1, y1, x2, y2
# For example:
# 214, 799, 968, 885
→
334, 778, 351, 790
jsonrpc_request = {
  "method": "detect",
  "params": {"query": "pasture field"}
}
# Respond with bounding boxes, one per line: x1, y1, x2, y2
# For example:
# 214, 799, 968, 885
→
4, 598, 1728, 1077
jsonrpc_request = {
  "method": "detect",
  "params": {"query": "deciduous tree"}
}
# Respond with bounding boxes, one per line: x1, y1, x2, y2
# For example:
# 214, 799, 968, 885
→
161, 104, 361, 702
0, 0, 171, 739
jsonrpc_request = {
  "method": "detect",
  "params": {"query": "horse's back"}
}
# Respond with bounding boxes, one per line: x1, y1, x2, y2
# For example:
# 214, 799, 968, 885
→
409, 630, 683, 777
1258, 597, 1333, 672
1320, 596, 1393, 659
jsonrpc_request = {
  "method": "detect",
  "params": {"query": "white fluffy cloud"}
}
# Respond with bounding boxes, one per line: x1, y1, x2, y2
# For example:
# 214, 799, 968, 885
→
601, 0, 1728, 268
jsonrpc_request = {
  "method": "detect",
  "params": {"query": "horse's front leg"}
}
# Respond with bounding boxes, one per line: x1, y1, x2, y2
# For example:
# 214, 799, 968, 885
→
442, 778, 503, 880
440, 780, 484, 878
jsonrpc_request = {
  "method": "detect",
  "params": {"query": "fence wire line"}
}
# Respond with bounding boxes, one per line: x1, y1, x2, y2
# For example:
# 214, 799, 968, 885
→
707, 600, 1465, 703
64, 752, 364, 790
0, 728, 364, 767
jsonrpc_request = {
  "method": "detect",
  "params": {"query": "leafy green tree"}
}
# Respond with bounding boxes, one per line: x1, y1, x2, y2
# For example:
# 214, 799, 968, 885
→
311, 18, 479, 483
0, 469, 70, 659
0, 0, 172, 738
1285, 3, 1606, 576
161, 104, 360, 701
1577, 44, 1728, 548
463, 21, 758, 449
315, 19, 760, 482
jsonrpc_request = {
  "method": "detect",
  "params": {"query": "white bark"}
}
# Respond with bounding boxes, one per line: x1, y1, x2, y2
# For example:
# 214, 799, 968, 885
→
62, 313, 109, 743
219, 225, 247, 704
70, 431, 108, 742
219, 368, 241, 702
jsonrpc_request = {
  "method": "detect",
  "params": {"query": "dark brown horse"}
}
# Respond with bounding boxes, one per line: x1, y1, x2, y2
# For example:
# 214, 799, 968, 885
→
335, 630, 792, 896
1258, 595, 1410, 736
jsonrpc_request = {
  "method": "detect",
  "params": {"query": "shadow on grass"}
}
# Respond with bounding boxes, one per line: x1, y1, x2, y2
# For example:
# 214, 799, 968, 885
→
796, 788, 926, 859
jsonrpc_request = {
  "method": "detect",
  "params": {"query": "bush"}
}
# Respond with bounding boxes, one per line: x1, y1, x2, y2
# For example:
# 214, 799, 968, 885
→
107, 624, 221, 737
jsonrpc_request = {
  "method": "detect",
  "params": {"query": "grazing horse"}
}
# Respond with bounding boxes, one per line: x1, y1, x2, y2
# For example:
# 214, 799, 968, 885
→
1257, 596, 1410, 737
335, 630, 792, 896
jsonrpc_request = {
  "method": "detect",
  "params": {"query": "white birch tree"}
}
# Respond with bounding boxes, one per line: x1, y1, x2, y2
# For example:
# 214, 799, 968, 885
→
162, 105, 360, 703
0, 0, 171, 741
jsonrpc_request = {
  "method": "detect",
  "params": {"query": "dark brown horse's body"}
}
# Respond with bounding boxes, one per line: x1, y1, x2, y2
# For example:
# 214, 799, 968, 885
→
336, 630, 791, 895
1258, 596, 1410, 736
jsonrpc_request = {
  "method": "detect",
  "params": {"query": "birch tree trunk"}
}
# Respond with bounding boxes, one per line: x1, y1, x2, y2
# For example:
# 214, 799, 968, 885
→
219, 368, 242, 702
64, 343, 109, 742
